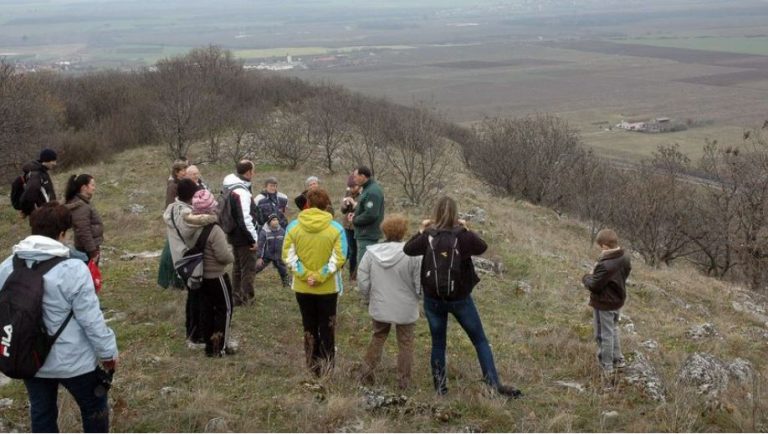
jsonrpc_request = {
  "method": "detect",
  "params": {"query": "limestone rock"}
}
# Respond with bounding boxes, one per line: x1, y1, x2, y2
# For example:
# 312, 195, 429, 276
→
554, 380, 585, 393
622, 351, 665, 402
728, 358, 754, 383
472, 257, 503, 275
360, 386, 408, 411
459, 207, 487, 224
204, 417, 231, 433
640, 339, 659, 351
160, 386, 178, 396
120, 250, 162, 260
513, 280, 532, 295
677, 352, 729, 397
686, 323, 717, 340
601, 410, 619, 426
127, 204, 146, 215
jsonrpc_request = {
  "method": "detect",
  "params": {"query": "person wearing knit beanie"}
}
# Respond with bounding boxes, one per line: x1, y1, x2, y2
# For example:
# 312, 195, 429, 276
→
39, 148, 58, 163
192, 189, 218, 215
18, 149, 58, 216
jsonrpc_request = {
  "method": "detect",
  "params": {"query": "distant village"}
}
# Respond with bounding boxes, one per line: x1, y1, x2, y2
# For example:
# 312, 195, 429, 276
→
615, 117, 689, 134
7, 50, 380, 75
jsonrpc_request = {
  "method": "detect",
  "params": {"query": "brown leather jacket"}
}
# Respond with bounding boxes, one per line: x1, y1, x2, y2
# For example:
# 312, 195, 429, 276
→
582, 248, 632, 311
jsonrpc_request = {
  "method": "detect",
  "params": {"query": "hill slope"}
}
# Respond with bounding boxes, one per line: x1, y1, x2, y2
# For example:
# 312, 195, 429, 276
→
0, 146, 766, 432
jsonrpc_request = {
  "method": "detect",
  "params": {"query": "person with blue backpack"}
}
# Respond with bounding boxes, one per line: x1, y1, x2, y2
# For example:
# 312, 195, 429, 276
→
403, 196, 522, 399
0, 202, 118, 433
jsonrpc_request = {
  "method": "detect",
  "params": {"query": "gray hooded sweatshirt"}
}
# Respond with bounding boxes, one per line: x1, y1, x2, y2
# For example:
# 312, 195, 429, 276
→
357, 241, 422, 324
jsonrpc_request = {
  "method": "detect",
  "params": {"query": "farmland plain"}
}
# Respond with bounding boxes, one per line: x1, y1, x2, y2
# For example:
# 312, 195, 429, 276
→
3, 0, 768, 161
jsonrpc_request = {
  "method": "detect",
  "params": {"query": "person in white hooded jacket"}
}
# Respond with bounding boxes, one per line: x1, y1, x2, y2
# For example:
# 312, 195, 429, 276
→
0, 203, 117, 433
357, 214, 421, 390
221, 160, 260, 306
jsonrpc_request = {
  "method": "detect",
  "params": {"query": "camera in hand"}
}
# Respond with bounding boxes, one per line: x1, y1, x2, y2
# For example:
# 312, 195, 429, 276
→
93, 366, 114, 397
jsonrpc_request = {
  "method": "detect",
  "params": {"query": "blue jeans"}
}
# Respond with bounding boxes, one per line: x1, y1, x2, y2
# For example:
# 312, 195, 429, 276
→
423, 295, 500, 393
24, 370, 109, 433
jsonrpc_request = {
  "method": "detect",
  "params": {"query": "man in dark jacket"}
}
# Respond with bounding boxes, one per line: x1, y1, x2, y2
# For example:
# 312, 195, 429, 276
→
351, 166, 384, 266
582, 228, 632, 382
20, 148, 58, 217
221, 160, 259, 306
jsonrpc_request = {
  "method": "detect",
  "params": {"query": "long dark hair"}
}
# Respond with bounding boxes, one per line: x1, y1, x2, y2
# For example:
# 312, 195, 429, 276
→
65, 174, 93, 202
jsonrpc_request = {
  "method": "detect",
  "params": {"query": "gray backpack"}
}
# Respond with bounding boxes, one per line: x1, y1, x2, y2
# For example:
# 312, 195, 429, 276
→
217, 186, 243, 234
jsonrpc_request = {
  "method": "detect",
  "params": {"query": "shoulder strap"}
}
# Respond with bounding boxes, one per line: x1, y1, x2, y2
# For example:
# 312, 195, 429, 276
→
169, 206, 187, 246
51, 311, 74, 342
193, 224, 215, 252
12, 256, 67, 274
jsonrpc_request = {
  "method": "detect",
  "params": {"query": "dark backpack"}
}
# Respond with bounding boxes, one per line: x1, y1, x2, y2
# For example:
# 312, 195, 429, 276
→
423, 228, 463, 298
10, 173, 28, 211
0, 256, 73, 379
217, 186, 243, 235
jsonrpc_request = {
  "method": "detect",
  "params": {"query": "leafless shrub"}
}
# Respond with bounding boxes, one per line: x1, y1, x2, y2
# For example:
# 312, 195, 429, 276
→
382, 105, 450, 206
259, 109, 314, 170
471, 114, 583, 207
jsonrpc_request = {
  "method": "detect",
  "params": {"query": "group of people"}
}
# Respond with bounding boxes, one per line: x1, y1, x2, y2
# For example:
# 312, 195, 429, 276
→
1, 149, 633, 432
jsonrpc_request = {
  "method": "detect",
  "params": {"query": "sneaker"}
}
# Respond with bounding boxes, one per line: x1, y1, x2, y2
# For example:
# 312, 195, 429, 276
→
224, 346, 237, 356
614, 359, 627, 370
496, 385, 523, 399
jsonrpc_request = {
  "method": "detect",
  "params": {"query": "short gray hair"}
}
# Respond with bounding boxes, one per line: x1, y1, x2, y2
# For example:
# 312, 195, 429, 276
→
305, 176, 319, 187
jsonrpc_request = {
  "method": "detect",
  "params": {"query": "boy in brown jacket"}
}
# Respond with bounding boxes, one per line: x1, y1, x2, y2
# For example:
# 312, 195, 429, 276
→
582, 229, 632, 387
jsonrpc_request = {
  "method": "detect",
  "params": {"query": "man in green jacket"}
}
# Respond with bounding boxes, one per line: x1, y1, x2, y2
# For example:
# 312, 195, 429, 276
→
350, 166, 385, 266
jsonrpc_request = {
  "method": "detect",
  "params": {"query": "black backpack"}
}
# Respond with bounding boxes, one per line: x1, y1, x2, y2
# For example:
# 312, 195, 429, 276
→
0, 256, 73, 379
9, 172, 28, 211
423, 228, 463, 298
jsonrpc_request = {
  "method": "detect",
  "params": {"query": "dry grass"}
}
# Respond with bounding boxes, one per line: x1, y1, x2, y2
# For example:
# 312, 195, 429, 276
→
0, 143, 767, 431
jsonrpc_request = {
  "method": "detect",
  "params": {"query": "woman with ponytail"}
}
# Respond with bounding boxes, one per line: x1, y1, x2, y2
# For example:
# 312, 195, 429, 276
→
64, 174, 103, 263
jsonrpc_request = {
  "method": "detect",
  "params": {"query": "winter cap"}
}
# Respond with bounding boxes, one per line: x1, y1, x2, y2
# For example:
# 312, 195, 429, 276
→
39, 148, 57, 163
267, 213, 279, 222
192, 189, 218, 215
264, 176, 278, 186
346, 174, 356, 188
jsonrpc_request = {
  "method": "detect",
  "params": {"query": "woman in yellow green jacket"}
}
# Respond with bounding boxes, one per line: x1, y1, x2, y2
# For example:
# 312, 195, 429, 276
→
283, 188, 348, 376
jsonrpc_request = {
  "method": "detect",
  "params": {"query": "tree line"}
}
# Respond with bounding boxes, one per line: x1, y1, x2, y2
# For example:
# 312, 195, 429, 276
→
1, 46, 452, 207
460, 114, 768, 292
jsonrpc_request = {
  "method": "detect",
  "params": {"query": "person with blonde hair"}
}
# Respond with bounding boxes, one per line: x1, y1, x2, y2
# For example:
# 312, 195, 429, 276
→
357, 214, 421, 389
404, 196, 522, 398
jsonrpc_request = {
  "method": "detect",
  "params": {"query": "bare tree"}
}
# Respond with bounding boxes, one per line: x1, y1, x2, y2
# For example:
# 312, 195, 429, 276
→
614, 145, 697, 267
259, 109, 314, 170
383, 105, 450, 206
0, 61, 61, 177
345, 95, 393, 178
307, 84, 353, 174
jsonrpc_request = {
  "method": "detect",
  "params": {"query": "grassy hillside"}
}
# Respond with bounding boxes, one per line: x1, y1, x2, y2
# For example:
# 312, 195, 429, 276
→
0, 145, 766, 432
